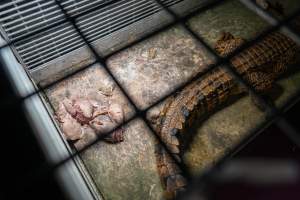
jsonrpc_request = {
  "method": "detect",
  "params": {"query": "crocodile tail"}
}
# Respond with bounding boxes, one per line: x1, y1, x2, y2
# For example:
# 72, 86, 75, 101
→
155, 143, 187, 199
153, 82, 203, 199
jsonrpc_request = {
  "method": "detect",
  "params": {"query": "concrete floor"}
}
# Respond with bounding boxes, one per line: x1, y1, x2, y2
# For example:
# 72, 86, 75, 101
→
45, 0, 300, 199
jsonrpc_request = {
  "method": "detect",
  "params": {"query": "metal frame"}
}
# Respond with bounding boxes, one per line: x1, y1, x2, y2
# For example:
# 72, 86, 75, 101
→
0, 35, 100, 200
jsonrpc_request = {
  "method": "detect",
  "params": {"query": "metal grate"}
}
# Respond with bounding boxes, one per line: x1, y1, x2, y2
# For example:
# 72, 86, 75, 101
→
0, 0, 184, 70
1, 0, 300, 199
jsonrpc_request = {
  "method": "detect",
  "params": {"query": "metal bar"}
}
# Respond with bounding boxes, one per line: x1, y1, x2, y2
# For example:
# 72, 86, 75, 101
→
7, 15, 66, 40
0, 0, 26, 10
3, 4, 62, 31
77, 0, 156, 29
16, 26, 77, 53
63, 0, 114, 15
25, 39, 84, 67
81, 2, 173, 40
78, 0, 180, 31
0, 1, 56, 22
20, 28, 80, 58
84, 8, 166, 42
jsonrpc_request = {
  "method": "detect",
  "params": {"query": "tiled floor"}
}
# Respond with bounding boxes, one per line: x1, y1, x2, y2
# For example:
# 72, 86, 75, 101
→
43, 0, 300, 199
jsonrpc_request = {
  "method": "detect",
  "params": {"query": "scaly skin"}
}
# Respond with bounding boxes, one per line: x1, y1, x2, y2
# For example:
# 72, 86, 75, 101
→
154, 29, 298, 199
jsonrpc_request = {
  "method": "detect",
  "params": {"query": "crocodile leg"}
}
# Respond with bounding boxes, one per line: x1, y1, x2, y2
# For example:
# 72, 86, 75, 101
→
271, 47, 297, 77
247, 50, 295, 110
272, 61, 288, 76
246, 71, 274, 92
244, 70, 275, 111
214, 32, 246, 57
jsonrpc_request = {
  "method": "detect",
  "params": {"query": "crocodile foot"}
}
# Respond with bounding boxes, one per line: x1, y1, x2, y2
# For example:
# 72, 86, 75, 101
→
214, 32, 246, 57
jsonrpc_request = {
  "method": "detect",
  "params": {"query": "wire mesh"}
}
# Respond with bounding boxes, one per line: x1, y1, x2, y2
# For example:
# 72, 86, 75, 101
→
1, 0, 300, 199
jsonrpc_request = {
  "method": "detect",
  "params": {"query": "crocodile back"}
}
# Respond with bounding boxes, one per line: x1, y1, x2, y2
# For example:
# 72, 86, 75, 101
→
232, 32, 298, 75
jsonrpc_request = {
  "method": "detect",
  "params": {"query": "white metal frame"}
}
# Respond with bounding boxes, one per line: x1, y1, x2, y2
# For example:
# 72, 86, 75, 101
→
0, 35, 101, 200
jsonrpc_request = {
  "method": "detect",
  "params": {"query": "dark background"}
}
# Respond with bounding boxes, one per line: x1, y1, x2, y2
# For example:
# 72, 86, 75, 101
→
0, 65, 299, 200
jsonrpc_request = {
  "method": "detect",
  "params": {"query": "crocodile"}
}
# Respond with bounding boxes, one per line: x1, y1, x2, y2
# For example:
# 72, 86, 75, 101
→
153, 3, 299, 199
